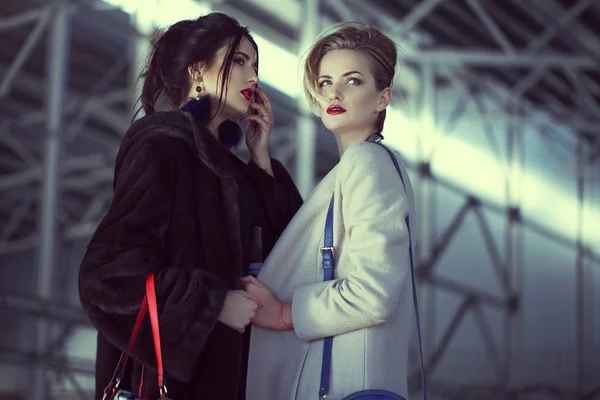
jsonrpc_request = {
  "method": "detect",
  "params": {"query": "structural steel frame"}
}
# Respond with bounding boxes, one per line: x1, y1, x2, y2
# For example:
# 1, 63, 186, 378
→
0, 0, 598, 399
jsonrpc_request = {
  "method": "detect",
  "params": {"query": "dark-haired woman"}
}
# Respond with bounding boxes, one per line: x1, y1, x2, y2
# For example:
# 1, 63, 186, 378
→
78, 13, 302, 399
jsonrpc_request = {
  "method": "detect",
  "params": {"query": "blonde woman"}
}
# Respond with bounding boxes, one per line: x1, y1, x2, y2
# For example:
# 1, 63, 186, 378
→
244, 23, 423, 400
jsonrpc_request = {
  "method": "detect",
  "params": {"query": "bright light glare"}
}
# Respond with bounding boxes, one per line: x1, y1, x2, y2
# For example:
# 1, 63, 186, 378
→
384, 109, 600, 245
102, 0, 599, 248
156, 0, 210, 27
252, 35, 302, 97
102, 0, 138, 14
101, 0, 299, 95
102, 0, 211, 27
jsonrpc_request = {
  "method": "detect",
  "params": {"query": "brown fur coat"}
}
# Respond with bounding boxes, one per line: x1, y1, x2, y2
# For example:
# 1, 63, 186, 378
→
79, 109, 302, 399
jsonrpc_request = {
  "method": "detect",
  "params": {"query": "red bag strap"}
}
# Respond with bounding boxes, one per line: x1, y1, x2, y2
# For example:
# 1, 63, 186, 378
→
102, 295, 148, 399
145, 273, 168, 397
103, 273, 167, 399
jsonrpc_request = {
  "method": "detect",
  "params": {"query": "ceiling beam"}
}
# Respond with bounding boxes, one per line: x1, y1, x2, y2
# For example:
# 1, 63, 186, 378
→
524, 0, 597, 54
393, 0, 446, 36
465, 0, 515, 53
400, 48, 598, 69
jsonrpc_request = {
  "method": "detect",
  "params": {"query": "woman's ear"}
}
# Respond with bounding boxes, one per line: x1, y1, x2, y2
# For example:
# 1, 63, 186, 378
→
187, 63, 203, 82
376, 87, 392, 112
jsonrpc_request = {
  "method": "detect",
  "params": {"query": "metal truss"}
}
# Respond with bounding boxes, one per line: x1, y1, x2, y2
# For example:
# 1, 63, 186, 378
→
426, 382, 600, 400
397, 80, 599, 397
0, 2, 126, 399
0, 0, 599, 399
325, 0, 600, 398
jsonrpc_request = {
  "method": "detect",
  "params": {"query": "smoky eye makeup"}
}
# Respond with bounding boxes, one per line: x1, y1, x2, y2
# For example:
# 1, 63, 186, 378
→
317, 69, 364, 86
234, 51, 258, 70
317, 76, 361, 88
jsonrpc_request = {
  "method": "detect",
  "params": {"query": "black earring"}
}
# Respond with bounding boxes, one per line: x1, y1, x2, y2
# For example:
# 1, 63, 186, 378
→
195, 85, 202, 100
217, 119, 243, 149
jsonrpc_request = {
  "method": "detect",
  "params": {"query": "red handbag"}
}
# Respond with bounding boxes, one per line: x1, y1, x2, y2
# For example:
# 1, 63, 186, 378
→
101, 273, 170, 400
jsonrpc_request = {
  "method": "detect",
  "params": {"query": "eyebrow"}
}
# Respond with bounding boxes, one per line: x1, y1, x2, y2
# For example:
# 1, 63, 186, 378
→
235, 51, 258, 69
318, 70, 364, 80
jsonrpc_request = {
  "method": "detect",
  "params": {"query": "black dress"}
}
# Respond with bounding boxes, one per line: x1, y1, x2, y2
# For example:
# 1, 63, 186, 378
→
227, 150, 277, 399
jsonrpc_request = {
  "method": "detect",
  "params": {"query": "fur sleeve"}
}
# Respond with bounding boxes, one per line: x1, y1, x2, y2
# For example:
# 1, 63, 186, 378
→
292, 143, 412, 341
78, 137, 228, 382
247, 158, 303, 235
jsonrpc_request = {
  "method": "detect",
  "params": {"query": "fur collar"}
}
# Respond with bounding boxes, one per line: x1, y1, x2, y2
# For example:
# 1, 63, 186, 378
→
116, 96, 240, 182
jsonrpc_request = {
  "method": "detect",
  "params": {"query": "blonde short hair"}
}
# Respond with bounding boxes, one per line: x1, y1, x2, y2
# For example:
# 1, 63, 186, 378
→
303, 22, 398, 132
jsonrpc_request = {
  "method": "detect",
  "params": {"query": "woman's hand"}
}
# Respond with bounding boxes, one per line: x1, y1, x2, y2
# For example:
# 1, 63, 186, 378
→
240, 87, 275, 176
241, 275, 292, 330
217, 289, 261, 333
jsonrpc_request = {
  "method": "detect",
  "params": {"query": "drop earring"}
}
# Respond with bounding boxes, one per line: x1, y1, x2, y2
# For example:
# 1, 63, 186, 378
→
180, 81, 210, 122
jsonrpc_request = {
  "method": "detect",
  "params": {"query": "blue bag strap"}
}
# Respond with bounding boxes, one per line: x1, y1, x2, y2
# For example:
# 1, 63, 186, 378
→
248, 262, 263, 276
318, 142, 427, 400
318, 198, 335, 399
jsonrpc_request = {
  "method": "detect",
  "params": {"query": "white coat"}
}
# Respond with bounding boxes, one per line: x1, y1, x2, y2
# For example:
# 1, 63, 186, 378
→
247, 141, 417, 400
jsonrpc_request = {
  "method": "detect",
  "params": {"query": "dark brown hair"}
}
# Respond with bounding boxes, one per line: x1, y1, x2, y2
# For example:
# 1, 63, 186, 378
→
137, 12, 258, 117
303, 22, 397, 132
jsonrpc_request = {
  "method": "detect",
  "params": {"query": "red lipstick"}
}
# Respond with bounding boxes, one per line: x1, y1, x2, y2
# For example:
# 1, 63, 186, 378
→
241, 88, 254, 101
327, 104, 346, 115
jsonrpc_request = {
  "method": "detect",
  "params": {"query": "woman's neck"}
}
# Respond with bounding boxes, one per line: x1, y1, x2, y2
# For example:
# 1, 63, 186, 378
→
207, 116, 224, 137
180, 96, 225, 137
334, 128, 377, 156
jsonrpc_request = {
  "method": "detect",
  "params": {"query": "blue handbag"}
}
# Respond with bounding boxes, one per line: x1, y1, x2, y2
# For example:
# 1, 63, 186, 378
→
319, 141, 427, 400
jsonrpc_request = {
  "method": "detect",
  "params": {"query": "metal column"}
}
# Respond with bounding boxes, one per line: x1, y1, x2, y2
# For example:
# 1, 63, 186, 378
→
417, 63, 437, 360
504, 103, 524, 390
128, 0, 157, 119
31, 2, 70, 399
295, 0, 319, 198
575, 141, 591, 393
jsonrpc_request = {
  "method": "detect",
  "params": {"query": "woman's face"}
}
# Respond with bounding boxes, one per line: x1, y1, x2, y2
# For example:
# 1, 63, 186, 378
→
316, 49, 390, 134
201, 36, 259, 117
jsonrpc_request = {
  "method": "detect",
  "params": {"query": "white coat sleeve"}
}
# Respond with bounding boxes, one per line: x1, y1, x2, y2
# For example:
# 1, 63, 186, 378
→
292, 143, 413, 342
